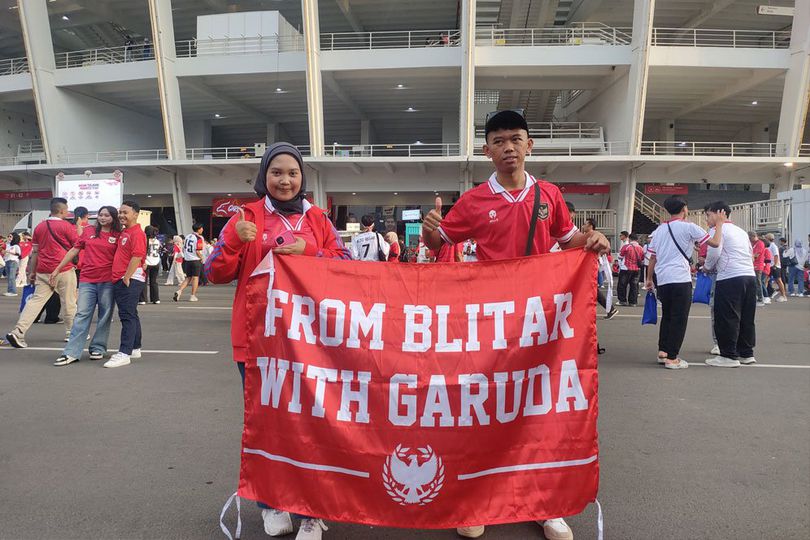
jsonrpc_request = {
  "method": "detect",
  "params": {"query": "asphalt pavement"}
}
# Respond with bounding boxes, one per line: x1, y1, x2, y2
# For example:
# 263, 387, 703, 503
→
0, 281, 808, 540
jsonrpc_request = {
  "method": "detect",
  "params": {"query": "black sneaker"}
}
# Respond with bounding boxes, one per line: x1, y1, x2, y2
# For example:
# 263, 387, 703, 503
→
173, 291, 180, 302
5, 332, 27, 348
88, 351, 104, 360
54, 355, 78, 366
605, 306, 619, 320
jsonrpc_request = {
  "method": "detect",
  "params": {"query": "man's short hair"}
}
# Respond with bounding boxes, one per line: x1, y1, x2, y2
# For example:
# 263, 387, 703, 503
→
765, 233, 775, 241
484, 110, 529, 140
50, 197, 68, 214
361, 214, 375, 227
629, 233, 639, 241
193, 223, 204, 232
565, 201, 575, 214
620, 230, 629, 238
74, 206, 89, 220
748, 231, 758, 239
706, 200, 732, 217
585, 218, 597, 229
663, 196, 687, 215
121, 200, 140, 212
779, 237, 787, 243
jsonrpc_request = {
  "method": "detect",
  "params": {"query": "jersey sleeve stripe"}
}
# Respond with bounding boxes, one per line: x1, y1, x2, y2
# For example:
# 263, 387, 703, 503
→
437, 226, 454, 245
698, 233, 710, 245
556, 226, 579, 244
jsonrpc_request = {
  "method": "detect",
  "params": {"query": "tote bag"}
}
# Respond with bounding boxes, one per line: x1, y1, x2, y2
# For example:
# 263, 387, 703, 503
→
642, 290, 658, 325
692, 272, 712, 304
19, 284, 35, 313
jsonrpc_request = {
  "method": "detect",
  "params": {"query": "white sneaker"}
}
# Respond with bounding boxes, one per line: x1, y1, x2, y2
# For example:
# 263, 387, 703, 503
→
776, 296, 787, 303
739, 356, 757, 365
296, 519, 328, 540
54, 355, 78, 366
261, 509, 293, 536
705, 355, 741, 368
710, 345, 720, 355
103, 352, 131, 368
538, 518, 573, 540
64, 331, 70, 342
457, 525, 485, 538
130, 348, 142, 359
189, 295, 199, 302
763, 297, 771, 304
756, 301, 765, 307
664, 358, 688, 370
771, 290, 780, 299
3, 292, 18, 296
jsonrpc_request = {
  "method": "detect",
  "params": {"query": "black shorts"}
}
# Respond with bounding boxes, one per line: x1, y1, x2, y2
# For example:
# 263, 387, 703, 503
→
182, 260, 203, 278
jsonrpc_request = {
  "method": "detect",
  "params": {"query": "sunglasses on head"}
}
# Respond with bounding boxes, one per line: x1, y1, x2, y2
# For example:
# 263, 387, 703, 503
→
485, 108, 526, 124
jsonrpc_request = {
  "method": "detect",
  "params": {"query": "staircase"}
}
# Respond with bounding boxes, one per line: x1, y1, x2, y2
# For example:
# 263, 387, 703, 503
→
633, 189, 667, 224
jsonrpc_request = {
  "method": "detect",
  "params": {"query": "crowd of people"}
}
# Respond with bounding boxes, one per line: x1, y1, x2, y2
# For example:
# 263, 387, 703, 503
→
2, 108, 808, 540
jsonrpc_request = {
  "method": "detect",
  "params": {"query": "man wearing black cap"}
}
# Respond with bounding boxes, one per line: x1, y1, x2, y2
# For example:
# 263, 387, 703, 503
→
422, 109, 609, 540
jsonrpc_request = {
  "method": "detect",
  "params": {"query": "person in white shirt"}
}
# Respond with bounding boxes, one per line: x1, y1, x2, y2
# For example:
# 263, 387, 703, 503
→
140, 226, 161, 304
783, 240, 807, 296
702, 201, 757, 368
174, 223, 204, 302
463, 239, 478, 262
645, 196, 709, 370
350, 214, 390, 262
3, 232, 22, 296
764, 233, 787, 301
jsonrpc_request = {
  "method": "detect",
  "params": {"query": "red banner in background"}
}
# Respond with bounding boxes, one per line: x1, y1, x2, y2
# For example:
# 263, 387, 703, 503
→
644, 184, 688, 195
557, 184, 611, 194
239, 249, 600, 528
0, 190, 52, 200
211, 197, 257, 217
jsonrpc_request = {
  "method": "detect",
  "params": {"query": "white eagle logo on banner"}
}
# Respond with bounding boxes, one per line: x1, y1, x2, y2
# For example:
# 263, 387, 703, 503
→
383, 444, 445, 506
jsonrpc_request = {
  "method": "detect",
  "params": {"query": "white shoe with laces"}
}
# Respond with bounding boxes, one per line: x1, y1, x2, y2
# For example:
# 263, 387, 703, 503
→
261, 509, 293, 536
710, 345, 720, 355
295, 518, 328, 540
537, 518, 573, 540
456, 525, 485, 538
664, 358, 688, 370
763, 297, 771, 304
189, 295, 199, 302
130, 349, 142, 359
776, 296, 787, 303
739, 356, 757, 365
103, 352, 131, 368
705, 355, 740, 368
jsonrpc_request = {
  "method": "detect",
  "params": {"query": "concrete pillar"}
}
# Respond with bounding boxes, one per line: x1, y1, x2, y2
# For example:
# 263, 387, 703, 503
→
459, 0, 476, 157
171, 171, 194, 236
459, 168, 473, 194
302, 0, 325, 156
267, 123, 281, 144
611, 169, 638, 237
17, 0, 60, 162
308, 167, 327, 208
627, 0, 655, 155
360, 120, 373, 146
442, 114, 460, 145
148, 0, 186, 160
658, 118, 675, 155
776, 0, 810, 157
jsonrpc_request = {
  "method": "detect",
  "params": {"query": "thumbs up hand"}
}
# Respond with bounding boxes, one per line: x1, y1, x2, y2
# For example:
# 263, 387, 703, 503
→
235, 207, 257, 243
423, 196, 443, 233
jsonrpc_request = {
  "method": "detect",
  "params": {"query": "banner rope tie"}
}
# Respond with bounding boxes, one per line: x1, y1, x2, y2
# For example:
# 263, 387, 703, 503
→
219, 491, 242, 540
595, 498, 604, 540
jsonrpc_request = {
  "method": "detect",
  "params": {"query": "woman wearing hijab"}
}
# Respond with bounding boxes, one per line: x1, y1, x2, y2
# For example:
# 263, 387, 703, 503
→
784, 240, 807, 296
206, 143, 350, 540
165, 235, 186, 286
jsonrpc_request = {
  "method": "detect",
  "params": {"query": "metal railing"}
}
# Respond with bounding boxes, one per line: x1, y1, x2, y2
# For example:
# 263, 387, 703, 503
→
572, 209, 617, 235
634, 189, 668, 224
640, 141, 786, 157
323, 143, 460, 157
473, 140, 630, 156
476, 23, 632, 46
0, 57, 29, 76
651, 28, 791, 48
686, 199, 791, 237
17, 140, 43, 156
56, 44, 155, 69
320, 29, 460, 51
176, 35, 305, 57
475, 122, 603, 139
800, 144, 810, 157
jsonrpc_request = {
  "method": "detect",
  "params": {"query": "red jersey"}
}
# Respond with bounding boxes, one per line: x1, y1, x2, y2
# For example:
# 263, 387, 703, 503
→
260, 198, 317, 258
438, 173, 577, 261
32, 218, 79, 274
18, 240, 33, 259
763, 246, 772, 274
752, 240, 765, 272
619, 242, 644, 271
388, 241, 401, 262
111, 223, 147, 282
74, 228, 120, 283
436, 242, 463, 262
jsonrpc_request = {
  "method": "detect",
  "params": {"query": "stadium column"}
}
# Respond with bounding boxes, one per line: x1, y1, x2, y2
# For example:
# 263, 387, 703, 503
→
302, 0, 325, 157
613, 169, 637, 243
776, 0, 810, 158
459, 0, 476, 158
17, 0, 61, 162
171, 171, 194, 236
148, 0, 186, 160
309, 168, 327, 208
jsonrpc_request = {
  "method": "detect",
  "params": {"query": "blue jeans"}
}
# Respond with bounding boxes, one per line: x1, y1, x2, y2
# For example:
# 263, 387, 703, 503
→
5, 260, 18, 294
63, 282, 114, 359
787, 265, 806, 294
113, 279, 144, 355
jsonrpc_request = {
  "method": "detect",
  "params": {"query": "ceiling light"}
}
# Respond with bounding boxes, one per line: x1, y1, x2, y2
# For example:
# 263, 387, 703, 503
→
275, 87, 287, 93
227, 193, 232, 196
397, 84, 404, 88
214, 113, 221, 118
414, 140, 423, 145
333, 141, 339, 145
147, 195, 152, 198
405, 107, 418, 113
784, 162, 794, 167
61, 15, 70, 21
751, 100, 758, 105
393, 192, 398, 195
352, 192, 356, 195
677, 142, 687, 147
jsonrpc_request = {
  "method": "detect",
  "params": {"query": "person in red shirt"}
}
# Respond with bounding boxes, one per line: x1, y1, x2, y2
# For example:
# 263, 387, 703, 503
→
761, 241, 773, 304
618, 233, 644, 306
104, 201, 147, 368
749, 231, 766, 304
436, 241, 463, 262
16, 233, 33, 289
206, 142, 350, 539
422, 109, 609, 540
384, 231, 401, 262
49, 205, 122, 366
6, 197, 79, 348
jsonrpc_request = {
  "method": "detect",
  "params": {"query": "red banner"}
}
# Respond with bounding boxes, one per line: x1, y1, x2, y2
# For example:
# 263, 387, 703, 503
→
211, 197, 258, 217
0, 190, 52, 200
643, 184, 688, 195
557, 183, 611, 194
240, 249, 599, 528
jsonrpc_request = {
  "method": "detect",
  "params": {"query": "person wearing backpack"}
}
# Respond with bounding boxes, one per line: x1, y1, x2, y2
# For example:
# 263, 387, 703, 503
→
5, 198, 78, 349
618, 233, 644, 306
350, 214, 390, 262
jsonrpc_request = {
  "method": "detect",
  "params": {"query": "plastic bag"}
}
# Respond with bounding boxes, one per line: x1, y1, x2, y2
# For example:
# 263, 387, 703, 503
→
642, 290, 658, 325
19, 284, 35, 313
692, 272, 712, 304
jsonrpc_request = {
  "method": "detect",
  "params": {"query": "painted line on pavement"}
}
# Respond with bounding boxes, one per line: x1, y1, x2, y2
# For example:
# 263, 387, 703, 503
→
177, 307, 232, 310
1, 347, 219, 355
688, 362, 810, 369
611, 314, 711, 319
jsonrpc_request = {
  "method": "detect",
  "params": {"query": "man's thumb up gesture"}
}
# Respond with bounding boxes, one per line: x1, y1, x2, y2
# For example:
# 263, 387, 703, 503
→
235, 207, 257, 243
423, 197, 443, 232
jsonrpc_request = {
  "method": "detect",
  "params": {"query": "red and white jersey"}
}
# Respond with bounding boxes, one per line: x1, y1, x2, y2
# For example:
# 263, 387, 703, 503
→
438, 172, 577, 262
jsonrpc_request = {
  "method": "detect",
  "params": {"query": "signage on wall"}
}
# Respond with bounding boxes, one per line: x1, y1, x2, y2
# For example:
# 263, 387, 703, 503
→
55, 170, 123, 213
644, 184, 688, 195
557, 183, 611, 194
211, 197, 258, 217
0, 190, 52, 200
757, 5, 794, 16
401, 209, 422, 221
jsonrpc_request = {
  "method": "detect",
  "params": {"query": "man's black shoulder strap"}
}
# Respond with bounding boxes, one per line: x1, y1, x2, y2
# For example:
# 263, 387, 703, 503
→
666, 222, 691, 262
524, 181, 541, 256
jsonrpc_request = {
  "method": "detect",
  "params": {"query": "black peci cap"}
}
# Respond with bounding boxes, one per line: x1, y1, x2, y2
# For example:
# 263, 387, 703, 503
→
484, 109, 529, 138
